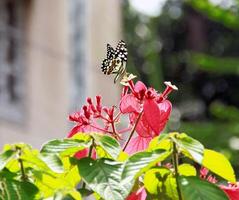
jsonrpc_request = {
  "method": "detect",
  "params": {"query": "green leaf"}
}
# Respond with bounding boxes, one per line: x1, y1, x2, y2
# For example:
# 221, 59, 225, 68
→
0, 177, 38, 200
171, 133, 204, 164
77, 188, 93, 197
40, 138, 90, 156
65, 190, 82, 200
144, 167, 178, 200
17, 146, 63, 174
92, 134, 121, 159
33, 169, 80, 199
191, 53, 239, 75
77, 149, 169, 200
40, 154, 64, 173
32, 158, 81, 199
178, 164, 197, 176
148, 133, 172, 151
121, 149, 169, 182
0, 149, 16, 171
202, 149, 236, 183
60, 159, 81, 188
179, 176, 229, 200
187, 0, 239, 30
95, 146, 112, 159
77, 158, 126, 200
117, 151, 129, 162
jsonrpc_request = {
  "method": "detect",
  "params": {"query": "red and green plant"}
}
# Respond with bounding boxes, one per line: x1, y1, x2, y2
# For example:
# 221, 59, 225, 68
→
0, 66, 238, 200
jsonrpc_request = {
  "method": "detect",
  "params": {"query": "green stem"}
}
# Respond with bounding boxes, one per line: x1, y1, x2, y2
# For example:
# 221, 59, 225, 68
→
16, 147, 27, 181
123, 111, 143, 151
82, 138, 95, 189
88, 138, 95, 158
172, 142, 183, 200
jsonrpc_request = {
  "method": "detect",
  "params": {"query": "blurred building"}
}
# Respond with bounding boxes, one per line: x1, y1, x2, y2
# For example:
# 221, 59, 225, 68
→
0, 0, 122, 148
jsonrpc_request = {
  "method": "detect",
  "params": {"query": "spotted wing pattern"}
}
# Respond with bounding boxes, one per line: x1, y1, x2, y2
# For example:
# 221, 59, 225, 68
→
101, 40, 128, 80
115, 40, 127, 62
101, 44, 115, 75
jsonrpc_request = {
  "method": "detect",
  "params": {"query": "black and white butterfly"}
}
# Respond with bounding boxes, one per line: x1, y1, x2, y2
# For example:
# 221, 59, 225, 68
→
101, 40, 128, 83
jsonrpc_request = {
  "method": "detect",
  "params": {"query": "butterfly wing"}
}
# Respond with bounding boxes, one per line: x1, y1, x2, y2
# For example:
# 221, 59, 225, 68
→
112, 40, 128, 82
112, 40, 127, 73
115, 40, 127, 62
101, 44, 116, 75
107, 44, 115, 59
101, 40, 128, 82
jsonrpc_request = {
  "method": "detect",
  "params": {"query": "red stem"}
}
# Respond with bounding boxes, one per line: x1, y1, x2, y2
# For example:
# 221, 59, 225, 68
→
118, 126, 132, 134
90, 124, 113, 134
99, 114, 110, 122
113, 112, 121, 122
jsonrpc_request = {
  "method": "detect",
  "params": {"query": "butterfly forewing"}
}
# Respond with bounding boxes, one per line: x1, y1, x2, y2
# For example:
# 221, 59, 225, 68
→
115, 40, 128, 62
101, 40, 128, 82
107, 44, 115, 59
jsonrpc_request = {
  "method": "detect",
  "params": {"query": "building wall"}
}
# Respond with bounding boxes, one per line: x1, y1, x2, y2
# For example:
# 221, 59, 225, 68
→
87, 0, 122, 106
0, 0, 70, 148
0, 0, 122, 148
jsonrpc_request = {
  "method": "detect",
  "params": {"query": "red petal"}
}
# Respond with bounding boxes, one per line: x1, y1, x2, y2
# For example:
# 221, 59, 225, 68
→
120, 94, 141, 114
220, 184, 239, 200
130, 113, 154, 138
74, 148, 88, 159
124, 136, 152, 155
143, 99, 172, 134
69, 112, 81, 122
134, 81, 147, 93
74, 148, 97, 159
67, 125, 81, 138
67, 123, 100, 138
127, 187, 147, 200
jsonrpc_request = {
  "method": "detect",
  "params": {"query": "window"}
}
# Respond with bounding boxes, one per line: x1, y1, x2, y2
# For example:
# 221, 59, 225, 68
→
0, 0, 25, 122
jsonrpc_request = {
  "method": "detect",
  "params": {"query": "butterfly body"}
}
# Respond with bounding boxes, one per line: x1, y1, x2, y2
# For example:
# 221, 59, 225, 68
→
101, 40, 128, 83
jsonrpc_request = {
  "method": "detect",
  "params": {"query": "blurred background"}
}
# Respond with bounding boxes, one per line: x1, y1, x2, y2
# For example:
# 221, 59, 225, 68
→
0, 0, 239, 170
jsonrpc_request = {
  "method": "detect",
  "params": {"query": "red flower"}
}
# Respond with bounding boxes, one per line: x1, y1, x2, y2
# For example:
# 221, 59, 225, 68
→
124, 136, 152, 155
200, 167, 218, 184
67, 96, 114, 159
120, 80, 177, 154
74, 148, 97, 159
127, 187, 147, 200
67, 80, 177, 156
220, 183, 239, 200
67, 96, 114, 137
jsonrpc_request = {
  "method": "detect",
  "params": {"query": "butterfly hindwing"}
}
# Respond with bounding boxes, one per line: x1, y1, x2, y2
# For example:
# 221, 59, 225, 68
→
101, 59, 110, 75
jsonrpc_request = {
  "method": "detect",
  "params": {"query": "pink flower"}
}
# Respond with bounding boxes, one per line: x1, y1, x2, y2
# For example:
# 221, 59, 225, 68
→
120, 80, 177, 154
74, 148, 96, 159
67, 95, 122, 138
124, 136, 152, 155
67, 80, 177, 156
67, 96, 115, 159
200, 167, 218, 184
220, 183, 239, 200
127, 187, 147, 200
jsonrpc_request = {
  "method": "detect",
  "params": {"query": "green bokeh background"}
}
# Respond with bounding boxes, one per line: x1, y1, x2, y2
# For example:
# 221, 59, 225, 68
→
123, 0, 239, 170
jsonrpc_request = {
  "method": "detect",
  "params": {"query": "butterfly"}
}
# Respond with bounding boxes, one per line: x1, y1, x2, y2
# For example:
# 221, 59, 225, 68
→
101, 40, 128, 83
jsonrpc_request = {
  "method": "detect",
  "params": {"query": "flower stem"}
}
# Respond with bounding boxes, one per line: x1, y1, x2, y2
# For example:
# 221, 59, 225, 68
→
118, 126, 132, 134
88, 138, 95, 158
123, 111, 143, 151
90, 124, 113, 134
113, 112, 121, 122
172, 142, 183, 200
82, 138, 95, 189
16, 146, 27, 181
